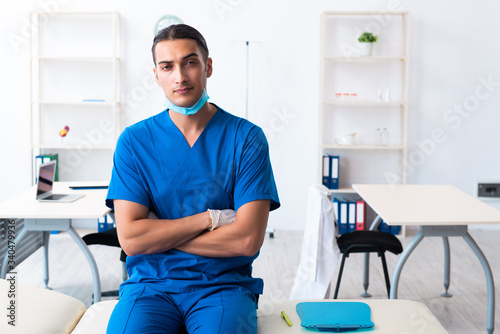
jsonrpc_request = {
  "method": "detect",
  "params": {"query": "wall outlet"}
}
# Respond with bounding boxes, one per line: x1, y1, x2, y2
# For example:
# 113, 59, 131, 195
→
477, 183, 500, 198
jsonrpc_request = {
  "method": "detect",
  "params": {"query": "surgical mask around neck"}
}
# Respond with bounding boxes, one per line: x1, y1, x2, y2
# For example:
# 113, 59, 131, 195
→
164, 89, 210, 116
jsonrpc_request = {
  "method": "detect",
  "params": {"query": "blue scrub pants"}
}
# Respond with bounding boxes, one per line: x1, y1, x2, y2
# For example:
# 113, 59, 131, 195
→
106, 283, 258, 334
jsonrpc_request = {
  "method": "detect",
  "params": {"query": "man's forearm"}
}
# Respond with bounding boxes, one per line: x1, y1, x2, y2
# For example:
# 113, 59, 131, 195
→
121, 215, 210, 256
114, 200, 212, 256
175, 223, 266, 257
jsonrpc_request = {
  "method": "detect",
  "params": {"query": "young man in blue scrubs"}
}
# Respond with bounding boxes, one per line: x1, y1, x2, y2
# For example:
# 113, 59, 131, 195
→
105, 24, 280, 333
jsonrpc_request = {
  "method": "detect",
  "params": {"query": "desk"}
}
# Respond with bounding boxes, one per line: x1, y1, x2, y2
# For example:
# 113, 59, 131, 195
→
353, 184, 500, 334
0, 182, 110, 303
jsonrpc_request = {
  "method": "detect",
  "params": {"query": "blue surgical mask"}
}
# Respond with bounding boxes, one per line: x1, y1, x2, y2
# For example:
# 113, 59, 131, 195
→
164, 89, 210, 116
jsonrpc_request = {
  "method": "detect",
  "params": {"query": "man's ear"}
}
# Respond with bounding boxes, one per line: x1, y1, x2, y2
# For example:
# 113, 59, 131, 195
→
206, 57, 213, 78
153, 67, 161, 86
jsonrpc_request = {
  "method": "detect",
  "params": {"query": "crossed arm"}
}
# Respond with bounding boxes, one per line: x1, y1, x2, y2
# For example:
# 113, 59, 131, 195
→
114, 199, 270, 258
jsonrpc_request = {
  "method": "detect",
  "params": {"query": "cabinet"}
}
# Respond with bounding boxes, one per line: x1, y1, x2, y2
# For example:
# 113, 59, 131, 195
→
30, 12, 121, 182
319, 11, 410, 192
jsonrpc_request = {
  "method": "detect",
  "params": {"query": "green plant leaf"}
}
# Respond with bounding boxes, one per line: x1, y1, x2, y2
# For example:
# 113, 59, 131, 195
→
358, 32, 378, 43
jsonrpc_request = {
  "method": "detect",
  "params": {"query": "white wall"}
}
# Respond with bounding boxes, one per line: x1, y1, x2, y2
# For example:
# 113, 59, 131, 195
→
1, 0, 500, 230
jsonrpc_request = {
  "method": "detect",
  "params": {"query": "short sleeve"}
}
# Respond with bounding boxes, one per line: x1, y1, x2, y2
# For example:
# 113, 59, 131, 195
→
106, 128, 151, 209
233, 126, 280, 212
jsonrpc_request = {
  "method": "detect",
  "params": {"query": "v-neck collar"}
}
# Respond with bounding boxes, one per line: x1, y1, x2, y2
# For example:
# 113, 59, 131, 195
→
164, 104, 220, 149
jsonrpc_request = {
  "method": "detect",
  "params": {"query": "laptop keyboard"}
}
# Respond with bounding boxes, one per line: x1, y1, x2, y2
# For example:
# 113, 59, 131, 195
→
43, 194, 68, 200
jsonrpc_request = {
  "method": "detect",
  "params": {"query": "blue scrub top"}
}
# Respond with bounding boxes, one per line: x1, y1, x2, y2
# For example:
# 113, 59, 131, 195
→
106, 105, 280, 294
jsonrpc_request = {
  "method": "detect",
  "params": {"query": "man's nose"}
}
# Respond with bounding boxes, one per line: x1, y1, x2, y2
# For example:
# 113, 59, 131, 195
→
174, 66, 188, 84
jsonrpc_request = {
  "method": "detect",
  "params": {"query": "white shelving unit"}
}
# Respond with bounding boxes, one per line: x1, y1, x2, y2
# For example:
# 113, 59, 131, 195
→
319, 11, 410, 236
319, 11, 410, 191
30, 12, 121, 182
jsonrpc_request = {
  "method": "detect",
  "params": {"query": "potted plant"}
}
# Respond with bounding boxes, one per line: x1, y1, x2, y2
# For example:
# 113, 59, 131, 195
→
358, 32, 378, 56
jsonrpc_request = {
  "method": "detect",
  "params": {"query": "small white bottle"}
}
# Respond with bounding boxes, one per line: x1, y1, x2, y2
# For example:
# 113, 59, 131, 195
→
375, 128, 381, 146
385, 87, 390, 102
377, 89, 382, 103
380, 128, 389, 146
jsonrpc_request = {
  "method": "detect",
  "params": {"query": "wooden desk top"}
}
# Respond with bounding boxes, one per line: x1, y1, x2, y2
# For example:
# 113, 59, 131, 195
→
353, 184, 500, 226
0, 182, 110, 219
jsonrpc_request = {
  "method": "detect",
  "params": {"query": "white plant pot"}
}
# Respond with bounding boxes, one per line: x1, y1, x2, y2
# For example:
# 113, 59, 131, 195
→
358, 42, 374, 57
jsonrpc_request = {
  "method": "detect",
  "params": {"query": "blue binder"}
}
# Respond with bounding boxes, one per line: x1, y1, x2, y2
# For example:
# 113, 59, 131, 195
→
347, 201, 356, 232
322, 154, 339, 189
390, 225, 401, 235
296, 302, 374, 332
97, 215, 114, 232
333, 198, 340, 227
330, 155, 339, 190
378, 220, 390, 233
339, 201, 348, 235
322, 154, 331, 188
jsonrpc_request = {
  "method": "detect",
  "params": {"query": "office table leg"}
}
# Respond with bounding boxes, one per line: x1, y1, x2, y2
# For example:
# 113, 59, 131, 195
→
463, 233, 495, 334
42, 231, 51, 289
441, 236, 452, 297
1, 227, 28, 278
389, 231, 424, 299
361, 254, 371, 298
66, 227, 102, 303
361, 215, 382, 298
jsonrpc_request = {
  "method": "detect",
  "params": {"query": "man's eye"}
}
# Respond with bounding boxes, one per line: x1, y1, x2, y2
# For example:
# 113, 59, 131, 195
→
186, 60, 196, 66
162, 65, 172, 70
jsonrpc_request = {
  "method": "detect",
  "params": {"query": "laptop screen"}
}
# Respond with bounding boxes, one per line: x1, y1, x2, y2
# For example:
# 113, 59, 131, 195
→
37, 161, 56, 197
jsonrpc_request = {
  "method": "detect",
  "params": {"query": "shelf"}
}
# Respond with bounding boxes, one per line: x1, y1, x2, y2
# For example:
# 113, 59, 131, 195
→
35, 144, 115, 150
323, 11, 409, 16
323, 144, 404, 150
33, 56, 120, 62
325, 56, 407, 62
327, 187, 357, 194
34, 101, 120, 106
324, 101, 404, 107
33, 11, 118, 16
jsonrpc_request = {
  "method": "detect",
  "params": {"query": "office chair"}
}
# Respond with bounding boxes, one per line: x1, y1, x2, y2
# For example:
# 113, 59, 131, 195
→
82, 212, 128, 300
333, 230, 403, 299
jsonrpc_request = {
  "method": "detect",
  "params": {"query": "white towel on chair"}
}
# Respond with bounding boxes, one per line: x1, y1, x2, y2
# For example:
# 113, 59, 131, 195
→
289, 184, 340, 299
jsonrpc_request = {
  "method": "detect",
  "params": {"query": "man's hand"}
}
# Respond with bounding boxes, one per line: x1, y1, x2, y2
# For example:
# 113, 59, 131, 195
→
208, 209, 236, 230
176, 200, 271, 257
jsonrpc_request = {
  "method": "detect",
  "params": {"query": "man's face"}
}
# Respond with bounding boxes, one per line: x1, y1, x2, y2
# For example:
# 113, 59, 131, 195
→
154, 39, 212, 108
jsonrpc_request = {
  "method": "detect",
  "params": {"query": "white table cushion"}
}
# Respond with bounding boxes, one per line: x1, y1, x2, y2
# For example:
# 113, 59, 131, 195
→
0, 278, 447, 334
0, 278, 86, 334
71, 300, 117, 334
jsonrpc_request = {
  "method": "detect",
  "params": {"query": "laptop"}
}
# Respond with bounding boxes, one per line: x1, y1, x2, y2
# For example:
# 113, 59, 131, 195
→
36, 160, 85, 203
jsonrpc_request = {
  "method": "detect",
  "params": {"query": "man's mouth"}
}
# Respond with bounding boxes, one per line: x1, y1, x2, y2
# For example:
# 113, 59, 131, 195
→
175, 87, 192, 94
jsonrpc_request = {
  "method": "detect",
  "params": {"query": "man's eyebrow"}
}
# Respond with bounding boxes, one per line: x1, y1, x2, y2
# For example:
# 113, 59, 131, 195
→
157, 53, 200, 65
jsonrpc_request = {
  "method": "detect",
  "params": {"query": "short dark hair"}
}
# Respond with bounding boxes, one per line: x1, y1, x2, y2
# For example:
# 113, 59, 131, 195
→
152, 24, 209, 65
